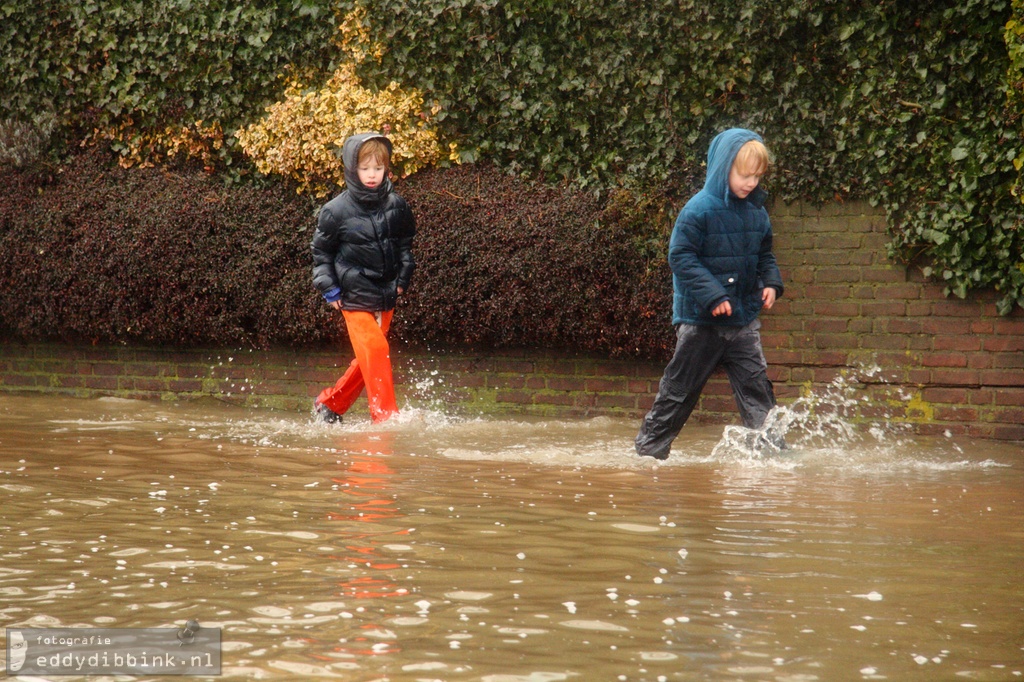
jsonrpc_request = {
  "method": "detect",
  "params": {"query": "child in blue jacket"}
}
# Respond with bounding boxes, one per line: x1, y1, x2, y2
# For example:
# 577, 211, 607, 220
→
635, 128, 784, 459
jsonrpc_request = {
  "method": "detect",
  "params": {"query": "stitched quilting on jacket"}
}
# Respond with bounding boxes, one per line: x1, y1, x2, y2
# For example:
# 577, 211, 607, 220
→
669, 128, 784, 328
310, 133, 416, 312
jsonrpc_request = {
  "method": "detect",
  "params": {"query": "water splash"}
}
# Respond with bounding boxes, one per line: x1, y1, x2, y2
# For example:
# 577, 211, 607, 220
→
55, 362, 1006, 474
707, 363, 998, 472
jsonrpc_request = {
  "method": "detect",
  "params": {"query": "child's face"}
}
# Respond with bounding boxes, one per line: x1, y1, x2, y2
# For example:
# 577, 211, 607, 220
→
728, 160, 763, 199
357, 157, 388, 189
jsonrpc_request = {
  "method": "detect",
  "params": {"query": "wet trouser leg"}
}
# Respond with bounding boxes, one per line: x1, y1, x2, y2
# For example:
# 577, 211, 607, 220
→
316, 310, 398, 423
721, 322, 776, 430
635, 324, 724, 459
635, 320, 775, 459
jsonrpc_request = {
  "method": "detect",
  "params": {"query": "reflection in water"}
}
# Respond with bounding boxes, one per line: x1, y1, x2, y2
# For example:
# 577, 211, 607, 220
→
0, 392, 1021, 681
328, 433, 409, 659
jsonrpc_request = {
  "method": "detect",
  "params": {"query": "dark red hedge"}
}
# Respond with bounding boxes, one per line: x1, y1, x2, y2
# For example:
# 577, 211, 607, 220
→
0, 152, 679, 359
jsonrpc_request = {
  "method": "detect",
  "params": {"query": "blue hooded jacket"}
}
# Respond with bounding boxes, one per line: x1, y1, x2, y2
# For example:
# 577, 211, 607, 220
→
669, 128, 784, 327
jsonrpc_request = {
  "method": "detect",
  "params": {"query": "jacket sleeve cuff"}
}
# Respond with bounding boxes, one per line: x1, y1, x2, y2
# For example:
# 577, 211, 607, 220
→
323, 287, 341, 303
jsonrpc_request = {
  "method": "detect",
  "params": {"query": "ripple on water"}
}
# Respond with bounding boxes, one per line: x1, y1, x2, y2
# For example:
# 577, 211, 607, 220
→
559, 620, 630, 632
481, 673, 577, 682
611, 522, 661, 533
304, 601, 349, 612
0, 393, 1021, 682
269, 660, 356, 675
444, 590, 493, 601
639, 652, 679, 662
0, 483, 35, 493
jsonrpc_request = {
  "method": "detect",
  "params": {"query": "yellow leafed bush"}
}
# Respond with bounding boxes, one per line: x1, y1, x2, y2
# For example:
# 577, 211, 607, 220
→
93, 119, 226, 171
237, 62, 453, 197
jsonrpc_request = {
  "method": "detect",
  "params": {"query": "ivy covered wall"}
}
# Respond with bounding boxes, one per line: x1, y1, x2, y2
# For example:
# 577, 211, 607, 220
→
2, 0, 1022, 313
0, 0, 337, 167
349, 0, 1023, 313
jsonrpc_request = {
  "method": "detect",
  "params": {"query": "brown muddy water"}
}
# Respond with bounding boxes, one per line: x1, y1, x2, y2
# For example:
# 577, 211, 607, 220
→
0, 388, 1022, 682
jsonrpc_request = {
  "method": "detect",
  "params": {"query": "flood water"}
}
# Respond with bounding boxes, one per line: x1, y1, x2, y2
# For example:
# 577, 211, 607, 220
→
0, 389, 1022, 682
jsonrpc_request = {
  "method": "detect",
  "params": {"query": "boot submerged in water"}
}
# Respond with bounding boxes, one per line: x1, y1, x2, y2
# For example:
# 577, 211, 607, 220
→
314, 401, 343, 425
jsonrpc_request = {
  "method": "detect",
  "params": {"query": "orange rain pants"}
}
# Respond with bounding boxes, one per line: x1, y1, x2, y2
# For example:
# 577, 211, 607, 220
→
316, 310, 398, 423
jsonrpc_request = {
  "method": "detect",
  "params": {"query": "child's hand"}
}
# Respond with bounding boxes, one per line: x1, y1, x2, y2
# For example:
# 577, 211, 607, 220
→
397, 287, 404, 296
329, 300, 342, 311
762, 287, 777, 309
712, 300, 732, 317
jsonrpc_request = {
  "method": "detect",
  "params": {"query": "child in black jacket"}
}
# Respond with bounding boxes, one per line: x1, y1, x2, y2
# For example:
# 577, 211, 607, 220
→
310, 132, 415, 423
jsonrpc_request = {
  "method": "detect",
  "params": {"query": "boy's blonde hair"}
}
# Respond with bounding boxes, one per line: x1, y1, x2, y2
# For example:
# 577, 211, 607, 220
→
733, 140, 769, 175
358, 138, 391, 166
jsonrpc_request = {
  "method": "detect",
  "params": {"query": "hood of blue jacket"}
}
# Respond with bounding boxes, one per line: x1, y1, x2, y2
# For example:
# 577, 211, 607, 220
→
341, 132, 394, 205
703, 128, 767, 207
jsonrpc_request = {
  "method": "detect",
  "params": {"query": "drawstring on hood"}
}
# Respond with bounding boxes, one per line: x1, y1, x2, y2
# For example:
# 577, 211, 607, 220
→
702, 128, 767, 207
341, 132, 394, 205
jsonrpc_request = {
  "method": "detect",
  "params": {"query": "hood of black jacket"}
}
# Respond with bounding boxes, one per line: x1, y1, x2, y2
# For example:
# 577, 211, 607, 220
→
341, 132, 394, 205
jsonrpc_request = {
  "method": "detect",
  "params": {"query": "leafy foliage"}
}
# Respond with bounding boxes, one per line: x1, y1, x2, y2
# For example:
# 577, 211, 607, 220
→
397, 163, 679, 356
0, 150, 325, 348
344, 0, 1023, 312
2, 0, 1021, 315
0, 0, 337, 169
237, 63, 454, 197
1007, 0, 1024, 200
0, 151, 680, 358
0, 111, 56, 170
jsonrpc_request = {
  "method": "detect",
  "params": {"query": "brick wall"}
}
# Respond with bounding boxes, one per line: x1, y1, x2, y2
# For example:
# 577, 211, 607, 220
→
765, 200, 1023, 440
0, 201, 1021, 441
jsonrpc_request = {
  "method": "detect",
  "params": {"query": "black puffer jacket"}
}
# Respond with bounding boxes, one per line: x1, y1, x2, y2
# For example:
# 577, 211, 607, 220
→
311, 133, 416, 312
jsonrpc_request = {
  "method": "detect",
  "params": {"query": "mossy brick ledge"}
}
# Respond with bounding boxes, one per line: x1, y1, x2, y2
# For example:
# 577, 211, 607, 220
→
0, 335, 1022, 441
1, 200, 1022, 441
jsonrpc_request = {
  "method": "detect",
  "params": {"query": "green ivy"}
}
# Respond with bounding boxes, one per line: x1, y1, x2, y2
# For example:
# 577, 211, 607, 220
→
2, 0, 1021, 312
346, 0, 1023, 313
1007, 0, 1024, 201
0, 0, 336, 162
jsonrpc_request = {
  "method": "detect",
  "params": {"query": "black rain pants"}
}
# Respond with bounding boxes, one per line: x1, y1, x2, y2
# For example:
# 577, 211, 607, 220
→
635, 319, 776, 459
